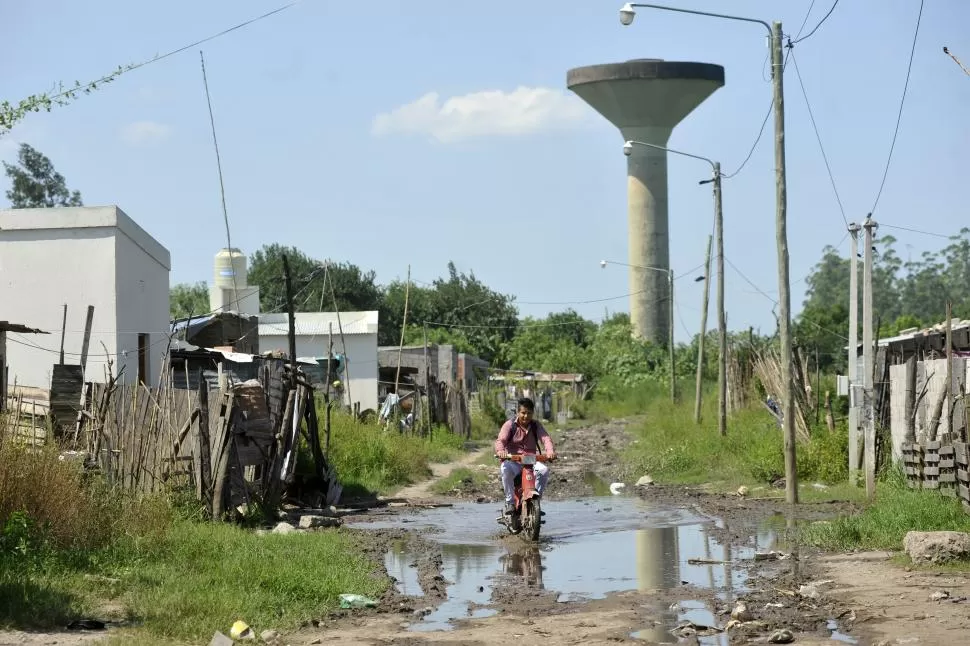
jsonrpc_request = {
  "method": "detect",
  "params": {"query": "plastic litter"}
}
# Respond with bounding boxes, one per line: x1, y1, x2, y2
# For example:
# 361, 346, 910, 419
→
339, 594, 378, 609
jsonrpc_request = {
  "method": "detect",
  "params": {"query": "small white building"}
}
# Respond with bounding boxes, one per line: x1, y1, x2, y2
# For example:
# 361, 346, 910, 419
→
0, 206, 171, 389
258, 311, 379, 413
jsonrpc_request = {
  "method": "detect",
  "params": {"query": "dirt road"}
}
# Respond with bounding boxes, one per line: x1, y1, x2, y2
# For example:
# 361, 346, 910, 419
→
287, 420, 870, 645
8, 419, 966, 645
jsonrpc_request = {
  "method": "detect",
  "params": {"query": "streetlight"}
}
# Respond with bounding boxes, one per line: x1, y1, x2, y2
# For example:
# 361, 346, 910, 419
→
619, 2, 796, 504
624, 140, 726, 435
601, 258, 689, 404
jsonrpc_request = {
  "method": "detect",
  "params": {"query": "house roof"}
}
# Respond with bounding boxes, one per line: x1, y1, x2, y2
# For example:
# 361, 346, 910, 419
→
259, 311, 378, 337
0, 205, 171, 270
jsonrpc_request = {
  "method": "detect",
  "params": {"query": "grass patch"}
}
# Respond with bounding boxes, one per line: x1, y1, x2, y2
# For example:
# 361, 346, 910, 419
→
0, 435, 387, 642
429, 467, 490, 495
1, 520, 385, 643
317, 405, 465, 496
618, 383, 850, 488
801, 472, 970, 551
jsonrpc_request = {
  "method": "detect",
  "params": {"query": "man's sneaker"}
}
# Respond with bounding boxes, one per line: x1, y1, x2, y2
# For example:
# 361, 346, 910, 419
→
504, 501, 516, 516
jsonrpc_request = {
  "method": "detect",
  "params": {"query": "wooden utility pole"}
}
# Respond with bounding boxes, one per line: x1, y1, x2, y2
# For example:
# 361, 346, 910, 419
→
770, 21, 796, 504
694, 235, 712, 424
946, 301, 954, 432
847, 222, 861, 484
282, 254, 297, 388
669, 270, 676, 403
394, 266, 411, 395
862, 216, 878, 499
714, 162, 727, 437
423, 323, 432, 437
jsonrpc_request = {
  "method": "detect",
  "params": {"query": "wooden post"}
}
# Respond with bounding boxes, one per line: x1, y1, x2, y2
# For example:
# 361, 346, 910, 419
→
282, 254, 297, 389
79, 306, 94, 374
824, 391, 835, 432
946, 301, 953, 432
58, 304, 68, 365
694, 235, 712, 425
423, 323, 432, 437
395, 265, 411, 395
325, 268, 353, 412
815, 345, 821, 425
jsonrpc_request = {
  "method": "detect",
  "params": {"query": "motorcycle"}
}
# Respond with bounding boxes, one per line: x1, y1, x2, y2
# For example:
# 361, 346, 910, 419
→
495, 452, 554, 541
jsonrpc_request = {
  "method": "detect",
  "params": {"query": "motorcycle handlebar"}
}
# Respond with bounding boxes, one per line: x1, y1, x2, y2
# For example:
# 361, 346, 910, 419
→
495, 454, 555, 463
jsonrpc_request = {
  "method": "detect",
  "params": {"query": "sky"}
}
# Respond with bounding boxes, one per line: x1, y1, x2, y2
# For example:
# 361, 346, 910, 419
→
1, 0, 968, 343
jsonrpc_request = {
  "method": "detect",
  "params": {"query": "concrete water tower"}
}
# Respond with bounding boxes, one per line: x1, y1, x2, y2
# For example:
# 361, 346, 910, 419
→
567, 59, 724, 345
209, 248, 261, 317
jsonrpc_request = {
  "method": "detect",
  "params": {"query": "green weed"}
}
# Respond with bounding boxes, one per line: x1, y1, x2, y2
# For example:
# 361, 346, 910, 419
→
320, 407, 464, 496
801, 470, 970, 551
429, 467, 489, 495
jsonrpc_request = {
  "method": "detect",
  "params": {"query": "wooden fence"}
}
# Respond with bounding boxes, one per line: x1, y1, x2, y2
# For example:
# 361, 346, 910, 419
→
74, 356, 340, 519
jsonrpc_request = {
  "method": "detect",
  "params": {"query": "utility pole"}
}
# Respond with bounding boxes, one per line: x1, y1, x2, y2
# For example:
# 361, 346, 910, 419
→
862, 216, 878, 499
694, 235, 713, 424
770, 21, 796, 504
847, 222, 861, 484
282, 254, 297, 389
669, 269, 676, 403
714, 163, 727, 437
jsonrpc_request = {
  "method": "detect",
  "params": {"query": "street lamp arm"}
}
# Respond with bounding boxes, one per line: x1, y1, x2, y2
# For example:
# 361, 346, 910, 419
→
624, 139, 717, 174
625, 2, 771, 34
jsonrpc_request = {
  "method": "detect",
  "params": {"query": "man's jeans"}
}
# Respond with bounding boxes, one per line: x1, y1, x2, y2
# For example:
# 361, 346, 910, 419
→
500, 460, 550, 503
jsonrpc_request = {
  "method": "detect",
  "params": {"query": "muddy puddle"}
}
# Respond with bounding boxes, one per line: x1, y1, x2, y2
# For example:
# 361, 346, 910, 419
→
352, 496, 797, 640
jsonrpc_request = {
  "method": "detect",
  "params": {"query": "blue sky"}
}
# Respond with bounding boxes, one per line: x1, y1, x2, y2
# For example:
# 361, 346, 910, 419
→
2, 0, 968, 342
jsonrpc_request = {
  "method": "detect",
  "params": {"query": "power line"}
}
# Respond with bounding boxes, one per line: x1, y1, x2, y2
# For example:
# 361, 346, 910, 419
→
788, 48, 848, 228
880, 223, 951, 240
792, 0, 840, 44
795, 0, 819, 40
38, 2, 299, 107
870, 0, 925, 215
723, 49, 792, 179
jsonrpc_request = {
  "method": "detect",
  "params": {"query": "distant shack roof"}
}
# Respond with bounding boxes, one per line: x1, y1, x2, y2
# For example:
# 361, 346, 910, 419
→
0, 321, 48, 334
259, 311, 378, 337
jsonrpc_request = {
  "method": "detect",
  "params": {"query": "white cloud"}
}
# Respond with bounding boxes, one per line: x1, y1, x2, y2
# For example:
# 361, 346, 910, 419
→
371, 86, 590, 143
120, 120, 173, 146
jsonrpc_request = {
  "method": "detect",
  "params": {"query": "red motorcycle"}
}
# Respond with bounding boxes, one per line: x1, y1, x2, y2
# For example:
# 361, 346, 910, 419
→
496, 453, 554, 541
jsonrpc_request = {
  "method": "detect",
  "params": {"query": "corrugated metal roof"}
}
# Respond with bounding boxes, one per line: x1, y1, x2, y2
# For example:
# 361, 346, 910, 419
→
258, 311, 378, 337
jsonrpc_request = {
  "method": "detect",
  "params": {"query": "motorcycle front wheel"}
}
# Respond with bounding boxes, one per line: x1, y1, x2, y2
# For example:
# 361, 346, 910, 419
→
523, 498, 541, 541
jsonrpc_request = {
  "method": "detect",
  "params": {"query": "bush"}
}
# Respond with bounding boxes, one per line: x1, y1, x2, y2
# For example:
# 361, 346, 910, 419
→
319, 407, 464, 496
619, 384, 854, 487
0, 439, 172, 556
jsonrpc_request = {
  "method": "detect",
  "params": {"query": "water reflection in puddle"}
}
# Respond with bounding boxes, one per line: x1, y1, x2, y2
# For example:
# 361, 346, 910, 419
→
365, 497, 780, 634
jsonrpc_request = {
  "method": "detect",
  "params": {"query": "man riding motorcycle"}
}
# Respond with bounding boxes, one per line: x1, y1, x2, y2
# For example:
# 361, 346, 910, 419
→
494, 397, 556, 516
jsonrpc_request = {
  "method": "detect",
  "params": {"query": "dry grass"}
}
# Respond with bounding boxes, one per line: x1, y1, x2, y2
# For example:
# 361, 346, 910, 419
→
0, 433, 171, 553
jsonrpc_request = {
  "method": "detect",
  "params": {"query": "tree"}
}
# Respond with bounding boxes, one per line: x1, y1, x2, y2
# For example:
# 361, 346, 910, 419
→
3, 144, 82, 208
499, 309, 597, 374
170, 282, 210, 320
247, 244, 382, 316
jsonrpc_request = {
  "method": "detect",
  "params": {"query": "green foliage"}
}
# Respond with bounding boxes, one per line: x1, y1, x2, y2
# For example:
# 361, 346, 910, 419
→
2, 144, 82, 208
169, 281, 210, 320
247, 244, 382, 317
0, 519, 386, 641
797, 229, 970, 373
321, 406, 464, 496
0, 65, 133, 135
619, 384, 853, 487
802, 470, 970, 551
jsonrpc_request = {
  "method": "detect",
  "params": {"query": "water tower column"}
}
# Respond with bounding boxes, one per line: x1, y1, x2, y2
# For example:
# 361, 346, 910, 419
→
623, 125, 672, 343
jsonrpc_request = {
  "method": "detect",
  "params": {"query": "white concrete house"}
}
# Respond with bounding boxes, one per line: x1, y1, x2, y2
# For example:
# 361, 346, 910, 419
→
258, 311, 379, 412
0, 206, 171, 389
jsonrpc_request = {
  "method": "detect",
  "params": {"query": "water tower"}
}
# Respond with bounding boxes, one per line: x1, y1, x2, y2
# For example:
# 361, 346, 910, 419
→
567, 59, 724, 345
209, 248, 261, 317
